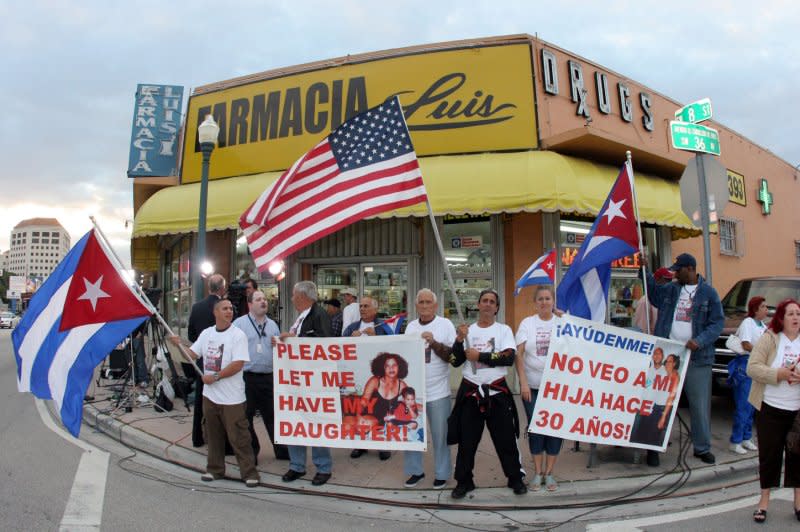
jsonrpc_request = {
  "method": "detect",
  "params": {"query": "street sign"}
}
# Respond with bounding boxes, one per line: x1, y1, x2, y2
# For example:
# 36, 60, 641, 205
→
680, 154, 729, 228
9, 275, 25, 293
670, 121, 720, 156
6, 290, 20, 299
674, 98, 712, 123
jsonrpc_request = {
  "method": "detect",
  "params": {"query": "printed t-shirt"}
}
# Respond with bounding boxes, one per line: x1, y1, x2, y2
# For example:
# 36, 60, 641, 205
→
405, 316, 456, 402
670, 284, 697, 344
763, 332, 800, 410
462, 321, 516, 387
514, 314, 555, 389
191, 325, 249, 405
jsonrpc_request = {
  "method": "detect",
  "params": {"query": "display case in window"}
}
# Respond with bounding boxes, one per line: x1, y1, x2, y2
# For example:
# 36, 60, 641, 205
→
609, 275, 643, 328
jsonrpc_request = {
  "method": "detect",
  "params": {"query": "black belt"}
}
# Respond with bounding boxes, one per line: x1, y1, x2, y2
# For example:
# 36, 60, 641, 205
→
243, 371, 272, 376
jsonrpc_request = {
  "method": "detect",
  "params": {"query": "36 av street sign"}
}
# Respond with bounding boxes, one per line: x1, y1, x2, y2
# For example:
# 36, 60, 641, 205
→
670, 120, 720, 156
674, 98, 712, 123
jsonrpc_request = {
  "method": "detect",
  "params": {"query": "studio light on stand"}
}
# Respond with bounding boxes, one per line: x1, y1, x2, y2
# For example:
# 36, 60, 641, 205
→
194, 114, 220, 302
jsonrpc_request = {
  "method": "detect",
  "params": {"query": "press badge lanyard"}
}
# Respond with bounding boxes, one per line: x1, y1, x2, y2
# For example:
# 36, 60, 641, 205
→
248, 315, 267, 353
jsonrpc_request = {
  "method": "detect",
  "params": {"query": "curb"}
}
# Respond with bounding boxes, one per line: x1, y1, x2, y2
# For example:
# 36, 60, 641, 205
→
71, 400, 760, 510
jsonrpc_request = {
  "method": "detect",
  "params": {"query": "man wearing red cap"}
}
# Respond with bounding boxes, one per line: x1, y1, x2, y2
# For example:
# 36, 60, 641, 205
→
633, 267, 674, 333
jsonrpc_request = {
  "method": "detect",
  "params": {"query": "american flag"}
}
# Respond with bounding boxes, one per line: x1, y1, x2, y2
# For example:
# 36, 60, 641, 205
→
240, 96, 428, 271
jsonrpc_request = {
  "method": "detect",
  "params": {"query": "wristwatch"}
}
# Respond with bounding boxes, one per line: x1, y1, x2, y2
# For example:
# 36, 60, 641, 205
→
212, 372, 220, 382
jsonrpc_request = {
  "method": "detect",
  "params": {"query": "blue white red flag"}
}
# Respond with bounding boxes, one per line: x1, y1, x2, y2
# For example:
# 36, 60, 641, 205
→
514, 248, 557, 295
12, 230, 152, 436
383, 312, 408, 334
556, 164, 639, 321
240, 96, 428, 272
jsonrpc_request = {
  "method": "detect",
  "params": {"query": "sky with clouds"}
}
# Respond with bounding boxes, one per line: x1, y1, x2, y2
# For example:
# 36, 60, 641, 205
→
2, 0, 798, 268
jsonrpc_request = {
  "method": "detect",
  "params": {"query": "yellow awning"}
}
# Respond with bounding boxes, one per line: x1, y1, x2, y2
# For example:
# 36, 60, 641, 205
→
133, 150, 695, 238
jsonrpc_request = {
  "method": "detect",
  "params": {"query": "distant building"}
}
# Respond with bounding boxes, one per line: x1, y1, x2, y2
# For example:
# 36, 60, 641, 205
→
0, 249, 8, 273
7, 218, 71, 280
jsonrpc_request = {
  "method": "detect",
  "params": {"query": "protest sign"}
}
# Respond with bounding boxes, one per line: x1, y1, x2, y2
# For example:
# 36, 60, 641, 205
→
274, 335, 426, 450
530, 315, 690, 451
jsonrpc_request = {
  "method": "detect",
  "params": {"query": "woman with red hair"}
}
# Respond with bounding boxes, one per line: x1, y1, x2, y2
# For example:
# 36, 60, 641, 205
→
728, 296, 768, 454
747, 298, 800, 523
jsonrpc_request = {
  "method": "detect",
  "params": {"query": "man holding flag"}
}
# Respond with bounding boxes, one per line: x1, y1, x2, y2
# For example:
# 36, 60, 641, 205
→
13, 229, 153, 437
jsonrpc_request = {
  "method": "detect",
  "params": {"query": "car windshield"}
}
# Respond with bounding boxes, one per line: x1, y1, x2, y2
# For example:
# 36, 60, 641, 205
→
721, 279, 800, 315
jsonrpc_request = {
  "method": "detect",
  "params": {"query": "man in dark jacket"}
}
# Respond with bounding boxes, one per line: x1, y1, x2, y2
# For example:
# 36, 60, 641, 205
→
187, 274, 226, 447
343, 296, 394, 461
277, 281, 334, 486
646, 253, 724, 465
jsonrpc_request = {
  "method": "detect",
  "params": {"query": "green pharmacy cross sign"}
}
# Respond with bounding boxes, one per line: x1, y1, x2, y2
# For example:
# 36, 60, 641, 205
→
758, 178, 773, 215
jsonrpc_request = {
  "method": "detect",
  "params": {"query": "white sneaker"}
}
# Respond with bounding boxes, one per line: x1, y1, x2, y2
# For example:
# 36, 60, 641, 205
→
742, 439, 758, 451
729, 443, 747, 455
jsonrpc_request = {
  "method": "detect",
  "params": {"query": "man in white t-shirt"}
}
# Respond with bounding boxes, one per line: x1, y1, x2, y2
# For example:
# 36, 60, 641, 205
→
341, 287, 360, 334
449, 289, 526, 499
171, 298, 259, 487
402, 288, 456, 489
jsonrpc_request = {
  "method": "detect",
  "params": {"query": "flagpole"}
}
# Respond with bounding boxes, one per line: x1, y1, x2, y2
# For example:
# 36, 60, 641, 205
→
395, 97, 475, 373
89, 216, 203, 377
625, 151, 651, 334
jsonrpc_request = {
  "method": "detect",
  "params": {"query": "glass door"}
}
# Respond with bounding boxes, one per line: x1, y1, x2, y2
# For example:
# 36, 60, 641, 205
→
362, 263, 408, 318
315, 265, 359, 303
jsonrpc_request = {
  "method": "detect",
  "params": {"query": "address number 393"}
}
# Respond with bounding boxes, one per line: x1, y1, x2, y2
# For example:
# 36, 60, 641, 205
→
727, 170, 746, 206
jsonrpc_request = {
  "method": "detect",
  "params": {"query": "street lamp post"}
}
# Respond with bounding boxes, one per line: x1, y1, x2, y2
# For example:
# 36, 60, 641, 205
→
194, 114, 220, 302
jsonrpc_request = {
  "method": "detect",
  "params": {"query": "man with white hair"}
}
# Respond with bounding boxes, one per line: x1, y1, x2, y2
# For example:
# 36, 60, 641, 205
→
402, 288, 455, 489
275, 281, 334, 486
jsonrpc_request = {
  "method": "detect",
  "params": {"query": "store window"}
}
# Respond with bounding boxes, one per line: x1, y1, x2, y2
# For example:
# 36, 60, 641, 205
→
315, 263, 408, 319
441, 215, 493, 324
560, 218, 662, 328
165, 237, 192, 336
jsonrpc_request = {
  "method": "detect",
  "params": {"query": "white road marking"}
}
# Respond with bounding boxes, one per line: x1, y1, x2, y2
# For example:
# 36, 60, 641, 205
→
35, 399, 109, 531
586, 488, 793, 531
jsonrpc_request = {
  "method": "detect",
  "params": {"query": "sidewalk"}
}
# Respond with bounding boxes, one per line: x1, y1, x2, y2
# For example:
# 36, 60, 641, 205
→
78, 379, 759, 509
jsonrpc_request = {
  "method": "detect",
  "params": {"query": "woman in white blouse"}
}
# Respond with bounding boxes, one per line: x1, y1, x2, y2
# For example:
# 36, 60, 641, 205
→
747, 298, 800, 523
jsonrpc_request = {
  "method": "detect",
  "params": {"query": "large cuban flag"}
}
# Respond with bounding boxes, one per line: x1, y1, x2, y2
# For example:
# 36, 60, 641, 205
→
556, 164, 639, 321
12, 230, 152, 436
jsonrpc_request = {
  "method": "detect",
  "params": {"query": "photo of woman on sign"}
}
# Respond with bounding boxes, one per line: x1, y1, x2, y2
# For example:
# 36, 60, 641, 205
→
350, 352, 410, 460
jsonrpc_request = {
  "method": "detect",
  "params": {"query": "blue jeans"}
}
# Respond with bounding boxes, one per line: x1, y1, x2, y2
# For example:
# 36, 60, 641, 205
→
288, 445, 331, 474
730, 375, 754, 443
684, 364, 712, 454
522, 388, 562, 455
403, 396, 452, 480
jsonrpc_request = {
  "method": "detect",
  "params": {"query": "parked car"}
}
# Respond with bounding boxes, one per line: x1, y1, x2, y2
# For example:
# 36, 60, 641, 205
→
0, 311, 17, 329
712, 276, 800, 394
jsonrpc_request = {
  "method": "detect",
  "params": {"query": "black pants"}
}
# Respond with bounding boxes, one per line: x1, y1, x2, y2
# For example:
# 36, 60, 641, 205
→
244, 372, 289, 460
756, 402, 800, 489
454, 390, 524, 486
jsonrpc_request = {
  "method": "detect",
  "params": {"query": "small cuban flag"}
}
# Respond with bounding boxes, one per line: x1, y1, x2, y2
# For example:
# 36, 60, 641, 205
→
514, 249, 557, 296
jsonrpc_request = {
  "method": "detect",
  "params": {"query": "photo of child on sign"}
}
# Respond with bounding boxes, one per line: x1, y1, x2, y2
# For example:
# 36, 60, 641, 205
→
274, 335, 426, 451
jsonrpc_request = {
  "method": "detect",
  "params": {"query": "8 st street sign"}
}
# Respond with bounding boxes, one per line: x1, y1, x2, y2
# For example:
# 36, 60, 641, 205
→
675, 98, 712, 123
670, 120, 720, 156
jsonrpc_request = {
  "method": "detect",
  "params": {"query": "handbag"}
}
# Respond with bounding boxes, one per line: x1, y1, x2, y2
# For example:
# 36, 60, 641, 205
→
726, 333, 747, 355
787, 411, 800, 455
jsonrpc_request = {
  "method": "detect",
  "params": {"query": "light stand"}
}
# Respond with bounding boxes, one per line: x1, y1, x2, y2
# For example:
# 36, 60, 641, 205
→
193, 114, 220, 303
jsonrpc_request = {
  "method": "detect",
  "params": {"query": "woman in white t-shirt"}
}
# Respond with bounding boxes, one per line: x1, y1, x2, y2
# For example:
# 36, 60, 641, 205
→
728, 296, 768, 455
514, 285, 561, 492
746, 298, 800, 523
